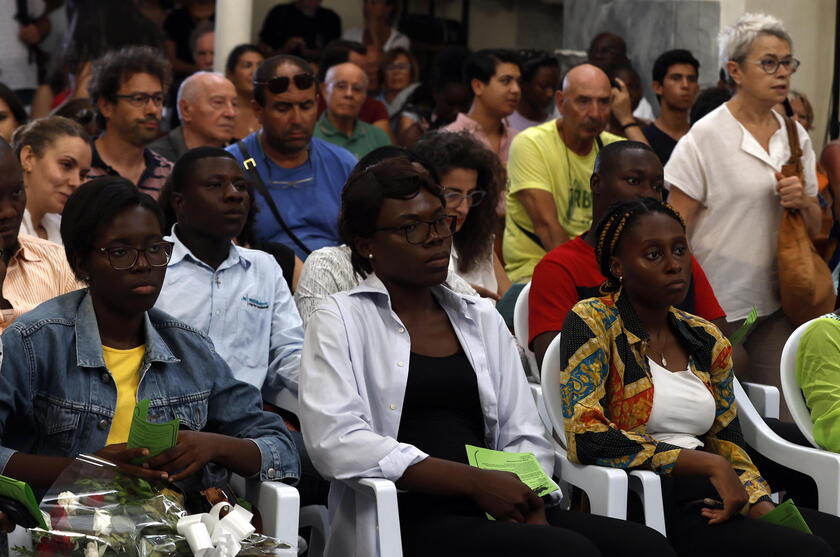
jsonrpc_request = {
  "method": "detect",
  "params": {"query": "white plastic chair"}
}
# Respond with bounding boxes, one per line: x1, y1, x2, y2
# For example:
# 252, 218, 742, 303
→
513, 282, 540, 382
540, 333, 665, 533
779, 319, 820, 448
230, 475, 301, 555
351, 478, 404, 557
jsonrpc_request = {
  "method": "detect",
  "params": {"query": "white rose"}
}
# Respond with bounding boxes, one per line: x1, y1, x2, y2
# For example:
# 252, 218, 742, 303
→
56, 491, 79, 514
92, 509, 113, 536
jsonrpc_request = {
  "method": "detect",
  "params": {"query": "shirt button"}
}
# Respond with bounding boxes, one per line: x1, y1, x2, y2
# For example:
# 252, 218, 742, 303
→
100, 373, 110, 383
397, 327, 405, 334
267, 468, 276, 479
397, 361, 404, 367
389, 403, 397, 410
98, 419, 109, 430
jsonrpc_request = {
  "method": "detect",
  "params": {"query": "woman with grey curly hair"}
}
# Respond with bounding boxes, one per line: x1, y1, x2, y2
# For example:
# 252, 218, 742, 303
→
664, 13, 820, 414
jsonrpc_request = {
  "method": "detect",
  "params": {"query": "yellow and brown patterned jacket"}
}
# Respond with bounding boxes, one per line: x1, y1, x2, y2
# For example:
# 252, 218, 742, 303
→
558, 289, 772, 505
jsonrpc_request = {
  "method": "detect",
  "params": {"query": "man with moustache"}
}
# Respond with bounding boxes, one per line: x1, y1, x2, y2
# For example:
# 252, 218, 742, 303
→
503, 63, 626, 283
87, 46, 174, 199
226, 54, 356, 260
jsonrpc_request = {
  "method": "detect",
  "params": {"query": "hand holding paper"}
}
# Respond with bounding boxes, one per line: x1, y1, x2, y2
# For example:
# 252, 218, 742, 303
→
127, 399, 179, 464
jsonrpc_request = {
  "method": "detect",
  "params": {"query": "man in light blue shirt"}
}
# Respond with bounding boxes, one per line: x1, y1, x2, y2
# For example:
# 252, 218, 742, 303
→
226, 54, 356, 260
155, 147, 304, 406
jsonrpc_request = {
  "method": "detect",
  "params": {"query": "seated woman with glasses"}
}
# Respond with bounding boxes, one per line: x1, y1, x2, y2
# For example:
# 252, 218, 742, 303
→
413, 130, 511, 299
299, 157, 676, 557
559, 197, 840, 557
0, 176, 299, 492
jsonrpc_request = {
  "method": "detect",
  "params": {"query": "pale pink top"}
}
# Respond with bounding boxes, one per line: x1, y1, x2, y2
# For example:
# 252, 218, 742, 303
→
443, 112, 518, 164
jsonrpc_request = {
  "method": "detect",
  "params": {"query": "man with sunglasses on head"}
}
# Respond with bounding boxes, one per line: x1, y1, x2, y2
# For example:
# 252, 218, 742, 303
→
226, 55, 357, 260
86, 47, 174, 199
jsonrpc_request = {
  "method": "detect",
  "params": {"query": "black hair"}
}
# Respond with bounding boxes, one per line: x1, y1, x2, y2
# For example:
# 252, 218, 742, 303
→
593, 140, 655, 175
517, 49, 559, 83
412, 131, 504, 273
594, 197, 686, 293
432, 46, 470, 88
651, 49, 700, 85
253, 54, 315, 106
463, 49, 522, 86
318, 40, 367, 82
225, 43, 262, 76
690, 86, 732, 125
88, 46, 172, 128
61, 176, 166, 281
159, 146, 239, 233
339, 157, 445, 278
0, 83, 29, 130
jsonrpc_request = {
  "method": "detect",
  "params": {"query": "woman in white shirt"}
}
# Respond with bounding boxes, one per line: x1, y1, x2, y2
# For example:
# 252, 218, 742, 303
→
342, 0, 410, 55
11, 116, 91, 244
665, 13, 820, 400
299, 157, 674, 557
414, 130, 511, 298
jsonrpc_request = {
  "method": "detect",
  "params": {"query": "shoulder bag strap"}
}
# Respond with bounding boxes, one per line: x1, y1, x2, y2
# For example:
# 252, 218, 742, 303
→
236, 140, 312, 256
781, 115, 804, 179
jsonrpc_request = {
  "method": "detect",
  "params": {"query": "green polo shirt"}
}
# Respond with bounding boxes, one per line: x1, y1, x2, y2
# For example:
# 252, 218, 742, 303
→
313, 113, 391, 160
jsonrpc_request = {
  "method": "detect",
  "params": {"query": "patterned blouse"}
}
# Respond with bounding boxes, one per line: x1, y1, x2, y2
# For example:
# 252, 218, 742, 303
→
558, 289, 772, 505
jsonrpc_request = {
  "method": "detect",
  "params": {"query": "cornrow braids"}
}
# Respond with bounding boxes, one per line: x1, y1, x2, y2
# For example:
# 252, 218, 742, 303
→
594, 197, 686, 293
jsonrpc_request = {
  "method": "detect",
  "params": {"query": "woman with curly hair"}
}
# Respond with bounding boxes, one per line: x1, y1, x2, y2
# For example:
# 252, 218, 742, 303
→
413, 130, 511, 299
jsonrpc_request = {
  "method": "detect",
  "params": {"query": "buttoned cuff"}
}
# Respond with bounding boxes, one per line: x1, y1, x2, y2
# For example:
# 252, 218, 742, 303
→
248, 437, 300, 483
378, 443, 428, 482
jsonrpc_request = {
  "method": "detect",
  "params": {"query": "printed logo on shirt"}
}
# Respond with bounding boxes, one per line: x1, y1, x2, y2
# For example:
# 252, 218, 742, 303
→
241, 296, 269, 309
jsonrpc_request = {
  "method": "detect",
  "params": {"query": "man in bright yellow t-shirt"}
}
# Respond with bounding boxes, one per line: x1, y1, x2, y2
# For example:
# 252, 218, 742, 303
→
503, 63, 647, 283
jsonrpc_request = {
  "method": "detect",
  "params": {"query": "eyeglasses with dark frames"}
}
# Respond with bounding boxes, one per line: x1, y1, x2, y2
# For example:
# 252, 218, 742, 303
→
376, 215, 457, 245
115, 93, 166, 108
743, 56, 800, 75
443, 189, 486, 208
254, 73, 316, 94
97, 241, 174, 270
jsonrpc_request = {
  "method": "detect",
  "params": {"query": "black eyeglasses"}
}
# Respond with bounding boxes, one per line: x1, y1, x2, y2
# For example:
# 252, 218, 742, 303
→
115, 93, 165, 108
254, 73, 316, 94
443, 189, 486, 208
376, 215, 456, 245
97, 242, 174, 270
744, 56, 800, 75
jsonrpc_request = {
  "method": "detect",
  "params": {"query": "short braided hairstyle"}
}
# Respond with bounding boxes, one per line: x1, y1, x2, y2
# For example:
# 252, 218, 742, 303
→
594, 197, 686, 293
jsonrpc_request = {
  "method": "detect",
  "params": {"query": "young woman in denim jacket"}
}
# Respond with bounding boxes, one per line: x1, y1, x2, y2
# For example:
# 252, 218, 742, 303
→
0, 176, 299, 490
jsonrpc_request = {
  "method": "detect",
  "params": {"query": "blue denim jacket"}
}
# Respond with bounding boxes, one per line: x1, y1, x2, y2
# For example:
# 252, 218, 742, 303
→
0, 289, 300, 485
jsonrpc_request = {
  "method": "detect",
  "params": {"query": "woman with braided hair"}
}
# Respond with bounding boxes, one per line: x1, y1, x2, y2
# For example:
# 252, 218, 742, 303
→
558, 197, 840, 556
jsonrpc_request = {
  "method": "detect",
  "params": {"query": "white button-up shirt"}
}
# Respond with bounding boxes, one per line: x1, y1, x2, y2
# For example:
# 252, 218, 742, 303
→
299, 274, 555, 557
156, 228, 304, 405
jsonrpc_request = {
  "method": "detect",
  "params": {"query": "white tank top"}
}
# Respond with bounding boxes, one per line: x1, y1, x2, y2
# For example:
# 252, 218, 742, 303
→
645, 357, 716, 449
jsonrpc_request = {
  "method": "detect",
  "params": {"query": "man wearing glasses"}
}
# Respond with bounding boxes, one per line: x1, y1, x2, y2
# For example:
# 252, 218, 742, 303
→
87, 46, 174, 199
226, 55, 357, 260
314, 62, 390, 159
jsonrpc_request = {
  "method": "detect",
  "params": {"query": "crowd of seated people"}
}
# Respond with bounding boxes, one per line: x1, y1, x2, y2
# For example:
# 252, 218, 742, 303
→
1, 3, 840, 557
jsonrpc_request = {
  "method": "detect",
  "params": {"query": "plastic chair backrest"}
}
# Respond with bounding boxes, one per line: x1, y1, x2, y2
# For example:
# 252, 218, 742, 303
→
540, 332, 567, 449
513, 281, 532, 352
780, 318, 821, 448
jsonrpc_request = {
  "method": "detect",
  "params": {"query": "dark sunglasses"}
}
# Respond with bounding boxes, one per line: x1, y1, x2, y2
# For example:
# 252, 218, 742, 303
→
254, 73, 316, 94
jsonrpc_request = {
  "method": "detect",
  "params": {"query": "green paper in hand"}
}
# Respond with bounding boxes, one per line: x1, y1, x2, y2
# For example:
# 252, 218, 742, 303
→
729, 307, 758, 346
758, 499, 812, 533
0, 474, 49, 530
127, 399, 179, 464
465, 445, 559, 496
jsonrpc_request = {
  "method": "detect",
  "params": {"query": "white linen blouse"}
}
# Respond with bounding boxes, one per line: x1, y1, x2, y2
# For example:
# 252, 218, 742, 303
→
299, 274, 556, 557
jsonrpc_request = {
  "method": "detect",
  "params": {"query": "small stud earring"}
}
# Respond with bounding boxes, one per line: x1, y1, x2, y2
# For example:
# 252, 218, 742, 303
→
368, 254, 374, 260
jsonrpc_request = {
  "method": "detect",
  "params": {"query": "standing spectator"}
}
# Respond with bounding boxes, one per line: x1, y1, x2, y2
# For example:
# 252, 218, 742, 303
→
12, 116, 91, 244
444, 49, 521, 165
149, 72, 237, 163
259, 0, 341, 62
0, 84, 28, 143
643, 50, 700, 164
226, 44, 265, 140
86, 46, 173, 198
190, 22, 215, 72
502, 64, 625, 284
163, 0, 215, 79
587, 31, 655, 121
509, 50, 559, 132
342, 0, 410, 54
314, 62, 390, 159
0, 0, 50, 107
226, 55, 356, 259
666, 13, 819, 411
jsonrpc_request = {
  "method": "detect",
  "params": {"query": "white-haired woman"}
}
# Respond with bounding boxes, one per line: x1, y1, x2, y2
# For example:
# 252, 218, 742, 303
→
664, 13, 820, 410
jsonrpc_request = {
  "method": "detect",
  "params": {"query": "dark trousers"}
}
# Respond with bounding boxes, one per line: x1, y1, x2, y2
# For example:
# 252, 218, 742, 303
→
400, 505, 676, 557
748, 418, 819, 509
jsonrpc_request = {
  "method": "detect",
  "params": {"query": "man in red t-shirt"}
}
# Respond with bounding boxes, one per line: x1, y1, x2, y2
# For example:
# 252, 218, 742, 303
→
529, 141, 737, 369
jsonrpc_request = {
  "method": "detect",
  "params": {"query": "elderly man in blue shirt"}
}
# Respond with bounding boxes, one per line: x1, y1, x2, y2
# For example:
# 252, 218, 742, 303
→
226, 54, 356, 260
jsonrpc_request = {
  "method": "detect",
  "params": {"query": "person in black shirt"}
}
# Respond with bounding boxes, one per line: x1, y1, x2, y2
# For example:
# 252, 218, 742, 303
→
642, 50, 700, 164
259, 1, 341, 62
162, 0, 215, 79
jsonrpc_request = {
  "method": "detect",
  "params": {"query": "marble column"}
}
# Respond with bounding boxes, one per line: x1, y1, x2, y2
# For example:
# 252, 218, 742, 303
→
214, 0, 254, 74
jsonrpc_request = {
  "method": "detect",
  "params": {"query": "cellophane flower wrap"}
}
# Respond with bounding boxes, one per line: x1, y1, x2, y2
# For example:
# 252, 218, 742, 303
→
15, 456, 293, 557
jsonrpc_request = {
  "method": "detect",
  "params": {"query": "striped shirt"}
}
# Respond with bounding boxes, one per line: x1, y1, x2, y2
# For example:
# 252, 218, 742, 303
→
87, 142, 173, 199
0, 234, 84, 332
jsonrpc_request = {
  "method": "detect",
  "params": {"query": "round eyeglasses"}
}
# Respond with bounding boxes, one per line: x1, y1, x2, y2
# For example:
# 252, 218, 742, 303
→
97, 242, 174, 270
443, 189, 487, 208
745, 57, 800, 75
